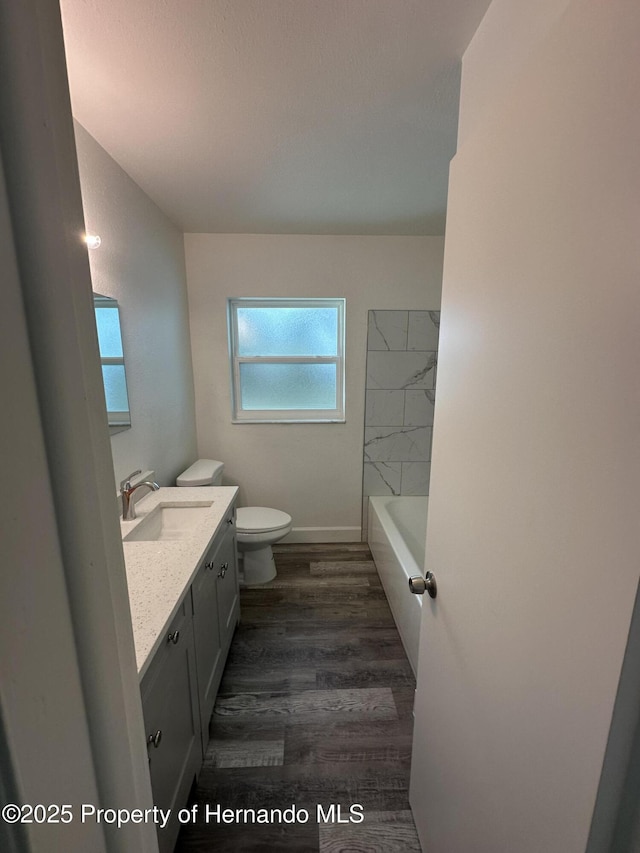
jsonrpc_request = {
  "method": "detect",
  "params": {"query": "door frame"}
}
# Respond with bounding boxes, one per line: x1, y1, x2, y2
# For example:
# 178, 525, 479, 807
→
0, 1, 157, 851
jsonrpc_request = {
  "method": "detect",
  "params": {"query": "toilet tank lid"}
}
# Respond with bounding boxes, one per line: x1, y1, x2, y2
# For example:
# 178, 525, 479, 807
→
176, 459, 224, 487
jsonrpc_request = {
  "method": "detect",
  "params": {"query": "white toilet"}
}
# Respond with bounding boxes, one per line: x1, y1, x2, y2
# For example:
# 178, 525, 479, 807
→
176, 459, 292, 584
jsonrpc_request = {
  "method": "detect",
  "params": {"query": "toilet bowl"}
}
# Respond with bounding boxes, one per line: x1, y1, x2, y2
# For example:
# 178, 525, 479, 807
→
235, 507, 292, 584
176, 459, 292, 584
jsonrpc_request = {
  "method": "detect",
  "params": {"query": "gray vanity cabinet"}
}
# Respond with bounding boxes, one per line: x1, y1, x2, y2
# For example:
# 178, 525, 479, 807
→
140, 599, 200, 853
192, 508, 239, 752
139, 500, 240, 852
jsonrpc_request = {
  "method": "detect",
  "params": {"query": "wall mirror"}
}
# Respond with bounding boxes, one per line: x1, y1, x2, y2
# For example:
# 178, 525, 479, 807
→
93, 293, 131, 433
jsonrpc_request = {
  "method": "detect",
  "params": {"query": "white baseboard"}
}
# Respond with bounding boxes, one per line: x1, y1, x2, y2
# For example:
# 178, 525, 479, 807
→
281, 526, 362, 544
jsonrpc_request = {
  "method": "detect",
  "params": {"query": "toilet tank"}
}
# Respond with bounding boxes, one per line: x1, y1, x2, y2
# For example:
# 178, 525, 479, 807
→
176, 459, 224, 487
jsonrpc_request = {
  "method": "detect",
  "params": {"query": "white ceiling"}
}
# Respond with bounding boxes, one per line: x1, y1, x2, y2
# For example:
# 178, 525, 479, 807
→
60, 0, 491, 235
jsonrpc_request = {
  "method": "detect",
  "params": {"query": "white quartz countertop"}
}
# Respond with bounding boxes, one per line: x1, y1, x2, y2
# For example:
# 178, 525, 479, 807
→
120, 486, 238, 679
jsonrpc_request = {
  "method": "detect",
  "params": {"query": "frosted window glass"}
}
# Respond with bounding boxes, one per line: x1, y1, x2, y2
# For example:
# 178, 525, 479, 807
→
102, 365, 130, 413
237, 307, 338, 356
95, 307, 124, 358
239, 363, 336, 410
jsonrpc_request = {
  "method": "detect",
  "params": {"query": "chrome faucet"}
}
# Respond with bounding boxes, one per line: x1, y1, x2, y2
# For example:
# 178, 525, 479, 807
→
120, 469, 160, 520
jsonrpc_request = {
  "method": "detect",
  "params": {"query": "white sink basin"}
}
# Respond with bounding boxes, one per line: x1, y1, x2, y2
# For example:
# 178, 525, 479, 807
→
123, 502, 213, 542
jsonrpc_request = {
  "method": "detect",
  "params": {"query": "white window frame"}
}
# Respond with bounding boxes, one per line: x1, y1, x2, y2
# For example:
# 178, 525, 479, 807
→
227, 297, 346, 423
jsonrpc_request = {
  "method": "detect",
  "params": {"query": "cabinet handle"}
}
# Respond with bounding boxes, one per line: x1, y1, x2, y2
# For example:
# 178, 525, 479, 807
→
227, 517, 234, 525
205, 561, 215, 571
147, 730, 162, 749
218, 562, 229, 578
167, 630, 180, 645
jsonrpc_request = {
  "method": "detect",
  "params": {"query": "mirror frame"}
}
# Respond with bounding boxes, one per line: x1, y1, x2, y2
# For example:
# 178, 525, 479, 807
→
93, 293, 131, 434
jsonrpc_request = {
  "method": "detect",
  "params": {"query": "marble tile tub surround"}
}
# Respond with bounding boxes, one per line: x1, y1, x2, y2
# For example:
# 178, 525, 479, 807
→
363, 310, 440, 501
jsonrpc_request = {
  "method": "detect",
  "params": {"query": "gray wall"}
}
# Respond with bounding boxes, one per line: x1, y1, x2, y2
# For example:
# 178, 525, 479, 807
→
75, 122, 197, 491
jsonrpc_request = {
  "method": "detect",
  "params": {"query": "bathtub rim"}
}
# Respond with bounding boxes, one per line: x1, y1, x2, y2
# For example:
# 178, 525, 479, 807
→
368, 495, 427, 580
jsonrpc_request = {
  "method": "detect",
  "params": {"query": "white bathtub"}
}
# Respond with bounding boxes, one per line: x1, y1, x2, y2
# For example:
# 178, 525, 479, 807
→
367, 496, 428, 675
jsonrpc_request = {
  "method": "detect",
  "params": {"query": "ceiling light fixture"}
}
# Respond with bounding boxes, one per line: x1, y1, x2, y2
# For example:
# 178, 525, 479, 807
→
85, 233, 102, 249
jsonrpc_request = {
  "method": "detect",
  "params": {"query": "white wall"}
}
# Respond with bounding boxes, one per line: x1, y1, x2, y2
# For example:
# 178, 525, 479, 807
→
0, 126, 108, 853
0, 4, 157, 849
457, 0, 572, 147
411, 0, 640, 850
75, 123, 197, 491
184, 234, 444, 538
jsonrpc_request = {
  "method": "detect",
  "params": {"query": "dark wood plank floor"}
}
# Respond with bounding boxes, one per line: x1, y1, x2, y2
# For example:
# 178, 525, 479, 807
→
175, 543, 420, 852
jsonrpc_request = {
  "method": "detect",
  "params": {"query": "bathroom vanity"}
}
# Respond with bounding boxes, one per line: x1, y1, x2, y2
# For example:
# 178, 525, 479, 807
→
121, 486, 239, 853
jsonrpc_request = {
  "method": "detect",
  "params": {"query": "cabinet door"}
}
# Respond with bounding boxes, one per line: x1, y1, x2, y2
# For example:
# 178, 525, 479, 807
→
192, 542, 223, 750
141, 603, 200, 853
215, 518, 240, 653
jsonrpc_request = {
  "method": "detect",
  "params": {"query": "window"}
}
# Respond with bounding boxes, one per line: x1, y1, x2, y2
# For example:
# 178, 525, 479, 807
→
227, 298, 345, 423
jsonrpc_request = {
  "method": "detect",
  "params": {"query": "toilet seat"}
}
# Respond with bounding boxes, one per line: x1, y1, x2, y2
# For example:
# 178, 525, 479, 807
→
236, 506, 292, 534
